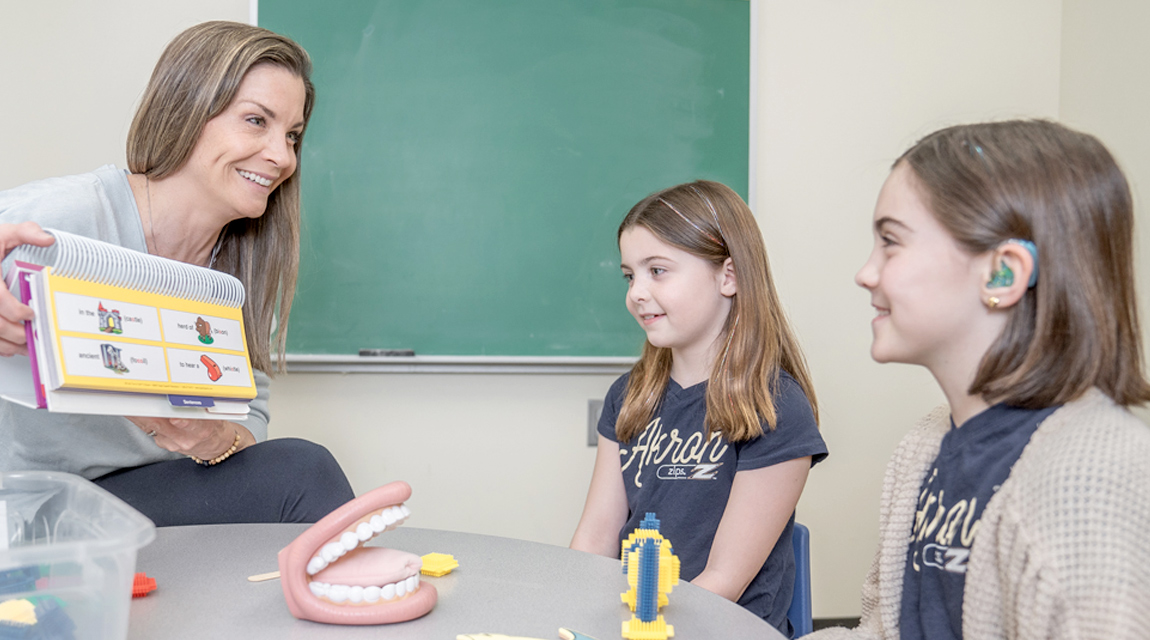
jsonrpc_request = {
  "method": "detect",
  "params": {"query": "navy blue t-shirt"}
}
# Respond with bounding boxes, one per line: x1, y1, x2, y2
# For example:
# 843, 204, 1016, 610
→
599, 370, 828, 636
900, 403, 1059, 640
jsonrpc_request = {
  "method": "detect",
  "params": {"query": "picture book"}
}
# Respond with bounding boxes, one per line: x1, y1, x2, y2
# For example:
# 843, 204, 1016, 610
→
0, 229, 256, 420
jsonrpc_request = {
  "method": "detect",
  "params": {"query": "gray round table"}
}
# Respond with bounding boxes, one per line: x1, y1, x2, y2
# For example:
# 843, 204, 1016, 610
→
128, 524, 783, 639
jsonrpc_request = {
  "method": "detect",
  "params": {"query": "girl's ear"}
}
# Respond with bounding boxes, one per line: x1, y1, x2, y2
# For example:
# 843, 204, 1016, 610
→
982, 241, 1036, 309
720, 257, 737, 297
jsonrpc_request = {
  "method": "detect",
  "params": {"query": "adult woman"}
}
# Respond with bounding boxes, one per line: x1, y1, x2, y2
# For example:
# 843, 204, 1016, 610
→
0, 21, 354, 525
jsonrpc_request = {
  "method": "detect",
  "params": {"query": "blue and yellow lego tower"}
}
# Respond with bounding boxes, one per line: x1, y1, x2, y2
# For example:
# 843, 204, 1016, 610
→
619, 513, 680, 640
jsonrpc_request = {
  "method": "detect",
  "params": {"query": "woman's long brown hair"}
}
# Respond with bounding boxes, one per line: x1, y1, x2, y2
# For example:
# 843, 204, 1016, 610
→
127, 21, 314, 374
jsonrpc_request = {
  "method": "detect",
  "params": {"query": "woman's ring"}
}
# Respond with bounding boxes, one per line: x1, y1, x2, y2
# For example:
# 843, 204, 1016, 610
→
147, 430, 157, 437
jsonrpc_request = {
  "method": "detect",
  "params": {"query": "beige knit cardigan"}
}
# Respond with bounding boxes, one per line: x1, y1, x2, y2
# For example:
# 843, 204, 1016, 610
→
811, 389, 1150, 639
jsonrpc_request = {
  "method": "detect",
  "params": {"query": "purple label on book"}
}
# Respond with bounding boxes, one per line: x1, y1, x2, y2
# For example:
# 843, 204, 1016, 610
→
167, 395, 217, 407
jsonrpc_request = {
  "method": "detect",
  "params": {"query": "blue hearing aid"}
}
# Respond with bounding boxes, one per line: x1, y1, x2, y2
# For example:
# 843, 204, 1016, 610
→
987, 239, 1039, 288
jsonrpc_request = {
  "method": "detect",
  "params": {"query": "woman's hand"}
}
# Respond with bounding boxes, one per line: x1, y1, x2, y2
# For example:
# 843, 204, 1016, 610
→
0, 222, 55, 356
127, 416, 255, 461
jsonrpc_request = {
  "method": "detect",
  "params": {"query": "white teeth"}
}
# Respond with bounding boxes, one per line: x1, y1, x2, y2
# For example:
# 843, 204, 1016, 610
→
238, 170, 272, 186
306, 556, 328, 575
340, 531, 359, 551
321, 542, 344, 563
304, 503, 412, 584
307, 576, 420, 604
356, 522, 373, 541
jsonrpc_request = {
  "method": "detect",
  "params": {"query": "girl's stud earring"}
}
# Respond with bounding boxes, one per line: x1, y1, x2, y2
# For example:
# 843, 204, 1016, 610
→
986, 296, 1000, 308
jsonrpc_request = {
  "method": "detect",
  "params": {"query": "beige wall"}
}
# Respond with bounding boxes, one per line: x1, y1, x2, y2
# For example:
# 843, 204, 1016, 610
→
751, 0, 1062, 615
1060, 0, 1150, 407
0, 0, 249, 189
3, 0, 1141, 619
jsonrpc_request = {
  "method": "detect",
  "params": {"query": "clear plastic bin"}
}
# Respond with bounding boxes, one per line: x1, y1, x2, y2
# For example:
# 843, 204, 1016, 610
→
1, 471, 155, 639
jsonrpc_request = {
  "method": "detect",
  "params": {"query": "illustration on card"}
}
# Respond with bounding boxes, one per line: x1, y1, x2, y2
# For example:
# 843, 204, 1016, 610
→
195, 316, 214, 345
200, 354, 223, 381
97, 303, 123, 334
100, 343, 129, 374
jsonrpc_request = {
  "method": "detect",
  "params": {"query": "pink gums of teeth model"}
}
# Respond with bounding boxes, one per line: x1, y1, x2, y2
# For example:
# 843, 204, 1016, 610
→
277, 481, 437, 624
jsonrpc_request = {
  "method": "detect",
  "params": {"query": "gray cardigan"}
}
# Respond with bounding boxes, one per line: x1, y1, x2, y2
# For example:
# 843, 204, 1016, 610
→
0, 166, 270, 478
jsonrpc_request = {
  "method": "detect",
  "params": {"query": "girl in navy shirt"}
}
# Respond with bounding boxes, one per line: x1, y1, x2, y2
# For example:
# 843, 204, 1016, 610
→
571, 180, 827, 636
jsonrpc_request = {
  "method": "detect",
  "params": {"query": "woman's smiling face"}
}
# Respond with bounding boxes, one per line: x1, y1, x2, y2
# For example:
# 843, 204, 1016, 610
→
181, 63, 306, 221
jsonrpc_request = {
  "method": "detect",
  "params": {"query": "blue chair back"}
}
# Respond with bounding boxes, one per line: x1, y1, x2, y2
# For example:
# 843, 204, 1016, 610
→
788, 522, 813, 637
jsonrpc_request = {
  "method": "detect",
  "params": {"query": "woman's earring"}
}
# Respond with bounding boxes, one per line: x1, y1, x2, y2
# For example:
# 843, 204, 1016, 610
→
986, 296, 1000, 309
987, 261, 1014, 288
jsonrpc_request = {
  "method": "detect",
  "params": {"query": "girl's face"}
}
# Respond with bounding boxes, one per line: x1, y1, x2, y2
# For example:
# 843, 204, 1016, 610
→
855, 164, 990, 371
619, 225, 735, 369
181, 63, 306, 222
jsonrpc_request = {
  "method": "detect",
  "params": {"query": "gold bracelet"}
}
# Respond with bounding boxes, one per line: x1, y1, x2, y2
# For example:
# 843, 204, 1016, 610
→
190, 430, 241, 466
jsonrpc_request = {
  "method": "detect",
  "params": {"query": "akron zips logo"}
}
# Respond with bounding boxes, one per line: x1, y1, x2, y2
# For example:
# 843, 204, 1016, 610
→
619, 417, 728, 488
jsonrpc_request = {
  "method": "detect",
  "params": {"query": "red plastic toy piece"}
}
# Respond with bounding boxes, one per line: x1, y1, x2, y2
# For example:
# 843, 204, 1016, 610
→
132, 572, 157, 598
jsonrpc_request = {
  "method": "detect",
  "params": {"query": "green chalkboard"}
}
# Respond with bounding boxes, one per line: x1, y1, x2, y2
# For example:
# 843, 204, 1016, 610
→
261, 0, 749, 357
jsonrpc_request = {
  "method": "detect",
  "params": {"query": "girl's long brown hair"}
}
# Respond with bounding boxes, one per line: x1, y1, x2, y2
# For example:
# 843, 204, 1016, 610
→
900, 120, 1150, 408
615, 180, 818, 443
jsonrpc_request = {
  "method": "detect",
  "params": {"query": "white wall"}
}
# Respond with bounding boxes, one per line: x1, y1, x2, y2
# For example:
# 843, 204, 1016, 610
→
4, 0, 1142, 619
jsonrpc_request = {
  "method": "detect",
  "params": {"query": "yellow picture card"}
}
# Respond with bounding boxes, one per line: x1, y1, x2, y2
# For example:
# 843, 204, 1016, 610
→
46, 271, 244, 320
52, 336, 256, 399
41, 269, 256, 398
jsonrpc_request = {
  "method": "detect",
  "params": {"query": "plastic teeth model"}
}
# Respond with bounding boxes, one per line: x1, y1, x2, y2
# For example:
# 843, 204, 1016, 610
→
277, 481, 437, 624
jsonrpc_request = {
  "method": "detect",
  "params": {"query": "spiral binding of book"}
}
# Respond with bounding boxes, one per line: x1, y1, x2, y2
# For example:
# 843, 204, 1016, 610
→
0, 229, 256, 420
12, 229, 245, 308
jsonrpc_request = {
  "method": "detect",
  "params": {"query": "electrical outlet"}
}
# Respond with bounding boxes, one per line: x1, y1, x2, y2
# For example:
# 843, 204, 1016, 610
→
587, 399, 604, 446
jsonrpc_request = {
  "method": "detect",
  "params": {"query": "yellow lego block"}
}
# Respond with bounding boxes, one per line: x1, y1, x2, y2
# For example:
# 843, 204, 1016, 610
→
420, 552, 459, 576
0, 598, 36, 625
622, 616, 674, 640
660, 552, 680, 592
620, 527, 674, 559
